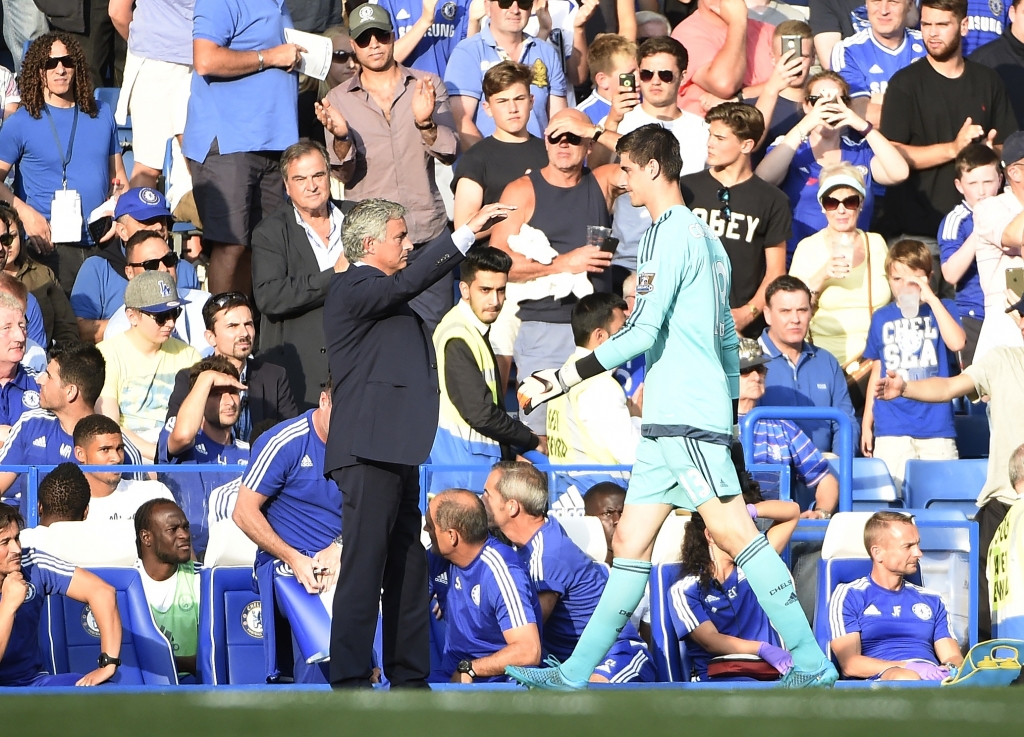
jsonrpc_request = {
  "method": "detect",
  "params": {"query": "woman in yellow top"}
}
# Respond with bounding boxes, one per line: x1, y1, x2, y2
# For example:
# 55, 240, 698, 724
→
789, 164, 890, 366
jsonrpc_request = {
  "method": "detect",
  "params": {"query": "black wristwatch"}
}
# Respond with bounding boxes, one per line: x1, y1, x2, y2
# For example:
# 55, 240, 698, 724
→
456, 659, 476, 678
97, 652, 121, 669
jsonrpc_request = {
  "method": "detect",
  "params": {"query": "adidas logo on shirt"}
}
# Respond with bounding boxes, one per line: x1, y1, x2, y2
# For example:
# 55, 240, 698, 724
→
868, 64, 884, 74
32, 436, 46, 448
435, 571, 448, 586
196, 443, 207, 455
300, 455, 314, 468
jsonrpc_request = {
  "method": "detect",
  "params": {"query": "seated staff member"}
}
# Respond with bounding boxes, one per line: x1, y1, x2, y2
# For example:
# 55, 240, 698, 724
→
0, 505, 123, 687
829, 511, 963, 681
668, 480, 800, 682
232, 383, 342, 684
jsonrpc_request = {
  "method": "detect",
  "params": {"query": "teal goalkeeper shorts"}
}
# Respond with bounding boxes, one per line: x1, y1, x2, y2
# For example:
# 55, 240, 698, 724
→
627, 436, 742, 511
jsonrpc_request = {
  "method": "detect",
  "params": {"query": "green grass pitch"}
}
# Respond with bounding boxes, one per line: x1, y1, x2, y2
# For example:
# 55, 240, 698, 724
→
4, 688, 1024, 736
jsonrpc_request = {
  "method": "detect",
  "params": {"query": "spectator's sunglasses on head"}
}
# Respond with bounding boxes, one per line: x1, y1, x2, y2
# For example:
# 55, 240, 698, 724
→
496, 0, 534, 9
821, 194, 862, 212
354, 29, 393, 47
806, 93, 851, 106
140, 307, 182, 326
44, 55, 74, 70
210, 291, 250, 311
332, 50, 356, 63
128, 252, 179, 271
0, 233, 15, 247
639, 69, 675, 83
547, 132, 583, 146
716, 187, 732, 221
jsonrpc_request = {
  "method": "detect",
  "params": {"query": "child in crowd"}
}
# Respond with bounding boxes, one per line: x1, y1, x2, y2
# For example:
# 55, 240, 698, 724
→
862, 240, 966, 493
575, 35, 637, 125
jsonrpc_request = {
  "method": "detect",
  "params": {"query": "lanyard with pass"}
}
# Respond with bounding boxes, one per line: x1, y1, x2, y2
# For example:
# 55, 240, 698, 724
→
43, 104, 79, 190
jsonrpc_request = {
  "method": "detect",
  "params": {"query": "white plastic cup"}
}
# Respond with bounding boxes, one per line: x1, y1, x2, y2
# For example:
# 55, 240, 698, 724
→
831, 231, 855, 272
587, 225, 613, 248
898, 289, 920, 319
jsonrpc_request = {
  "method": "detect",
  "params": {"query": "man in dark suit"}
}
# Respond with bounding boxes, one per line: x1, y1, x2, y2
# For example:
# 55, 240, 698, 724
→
166, 293, 297, 442
324, 197, 513, 688
252, 140, 359, 410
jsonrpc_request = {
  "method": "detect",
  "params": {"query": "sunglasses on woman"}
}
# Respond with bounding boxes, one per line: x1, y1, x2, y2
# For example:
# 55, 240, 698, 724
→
44, 55, 74, 70
547, 132, 583, 146
354, 29, 393, 47
128, 252, 179, 271
639, 69, 674, 83
140, 307, 182, 326
0, 233, 15, 247
332, 50, 356, 63
821, 195, 862, 211
496, 0, 534, 9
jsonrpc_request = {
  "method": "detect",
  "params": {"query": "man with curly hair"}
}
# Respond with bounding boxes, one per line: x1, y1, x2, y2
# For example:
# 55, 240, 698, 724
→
0, 32, 128, 294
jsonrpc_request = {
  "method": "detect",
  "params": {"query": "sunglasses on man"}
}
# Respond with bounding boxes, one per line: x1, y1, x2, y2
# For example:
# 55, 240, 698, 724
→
547, 132, 584, 146
44, 55, 74, 70
128, 252, 179, 271
821, 195, 862, 212
496, 0, 534, 9
140, 307, 182, 326
354, 29, 393, 47
639, 69, 674, 83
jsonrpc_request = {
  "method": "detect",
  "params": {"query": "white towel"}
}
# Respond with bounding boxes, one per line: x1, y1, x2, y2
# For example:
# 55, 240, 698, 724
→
505, 224, 593, 304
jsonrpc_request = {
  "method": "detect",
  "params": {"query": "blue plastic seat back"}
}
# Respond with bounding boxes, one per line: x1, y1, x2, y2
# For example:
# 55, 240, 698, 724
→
903, 459, 987, 517
38, 568, 177, 685
954, 415, 990, 459
648, 563, 691, 683
827, 458, 900, 510
197, 567, 265, 685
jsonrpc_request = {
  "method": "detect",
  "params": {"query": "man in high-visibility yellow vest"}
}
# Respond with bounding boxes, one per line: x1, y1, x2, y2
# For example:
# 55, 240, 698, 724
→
988, 443, 1024, 640
430, 247, 542, 492
546, 293, 640, 468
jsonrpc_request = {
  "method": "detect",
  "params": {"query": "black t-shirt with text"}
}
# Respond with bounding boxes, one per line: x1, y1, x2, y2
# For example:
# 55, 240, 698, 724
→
880, 58, 1018, 237
681, 170, 791, 336
451, 135, 549, 205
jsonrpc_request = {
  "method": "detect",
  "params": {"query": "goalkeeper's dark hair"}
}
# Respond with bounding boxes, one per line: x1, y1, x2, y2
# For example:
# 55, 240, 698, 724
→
616, 124, 683, 182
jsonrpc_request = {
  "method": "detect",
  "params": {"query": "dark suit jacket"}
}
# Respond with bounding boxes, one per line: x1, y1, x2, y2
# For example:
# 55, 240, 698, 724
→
324, 232, 465, 472
165, 355, 299, 436
251, 199, 358, 410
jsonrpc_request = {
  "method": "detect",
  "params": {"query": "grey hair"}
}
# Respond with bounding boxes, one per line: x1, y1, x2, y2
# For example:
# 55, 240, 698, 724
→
342, 198, 407, 263
635, 10, 672, 35
492, 461, 548, 517
280, 139, 330, 179
0, 292, 24, 314
1010, 444, 1024, 490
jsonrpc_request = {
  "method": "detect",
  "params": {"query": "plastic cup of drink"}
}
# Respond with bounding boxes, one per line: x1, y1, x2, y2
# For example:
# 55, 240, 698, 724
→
587, 225, 613, 248
898, 289, 920, 319
832, 232, 855, 273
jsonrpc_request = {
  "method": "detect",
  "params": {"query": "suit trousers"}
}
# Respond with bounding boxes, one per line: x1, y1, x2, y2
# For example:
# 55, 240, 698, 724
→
329, 461, 430, 688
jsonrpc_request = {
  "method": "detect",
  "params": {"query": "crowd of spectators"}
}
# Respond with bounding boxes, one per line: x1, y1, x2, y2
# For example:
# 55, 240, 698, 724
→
0, 0, 1024, 687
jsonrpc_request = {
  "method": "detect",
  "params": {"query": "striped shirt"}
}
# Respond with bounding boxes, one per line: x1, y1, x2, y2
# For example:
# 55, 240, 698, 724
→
747, 416, 831, 488
938, 201, 984, 320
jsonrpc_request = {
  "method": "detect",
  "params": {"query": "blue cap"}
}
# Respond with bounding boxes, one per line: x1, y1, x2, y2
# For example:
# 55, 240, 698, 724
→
114, 187, 170, 222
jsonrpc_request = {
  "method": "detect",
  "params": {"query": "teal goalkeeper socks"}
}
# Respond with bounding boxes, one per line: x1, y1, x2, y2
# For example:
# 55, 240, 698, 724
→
734, 534, 825, 672
559, 558, 652, 683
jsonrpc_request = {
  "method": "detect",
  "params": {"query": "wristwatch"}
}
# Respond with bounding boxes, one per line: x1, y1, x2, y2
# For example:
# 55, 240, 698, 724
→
256, 50, 265, 73
333, 533, 344, 550
415, 118, 437, 131
97, 652, 121, 669
592, 124, 605, 143
456, 659, 477, 679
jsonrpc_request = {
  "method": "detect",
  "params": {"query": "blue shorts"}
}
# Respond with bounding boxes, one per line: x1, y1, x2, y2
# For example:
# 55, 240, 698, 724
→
593, 639, 657, 683
3, 672, 84, 687
627, 436, 741, 511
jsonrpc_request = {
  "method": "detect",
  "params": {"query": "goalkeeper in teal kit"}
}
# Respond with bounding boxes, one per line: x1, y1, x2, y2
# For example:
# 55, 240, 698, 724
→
508, 125, 836, 690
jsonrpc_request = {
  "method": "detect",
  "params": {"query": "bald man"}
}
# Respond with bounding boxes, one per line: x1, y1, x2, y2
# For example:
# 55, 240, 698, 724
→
489, 108, 624, 436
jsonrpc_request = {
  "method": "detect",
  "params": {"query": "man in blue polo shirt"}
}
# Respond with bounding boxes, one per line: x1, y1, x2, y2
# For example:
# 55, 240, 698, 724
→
233, 382, 341, 683
157, 355, 250, 559
758, 276, 859, 454
70, 187, 199, 343
0, 505, 123, 687
445, 0, 567, 147
424, 488, 542, 683
0, 342, 123, 510
829, 511, 964, 680
483, 462, 656, 682
0, 292, 39, 434
374, 0, 472, 77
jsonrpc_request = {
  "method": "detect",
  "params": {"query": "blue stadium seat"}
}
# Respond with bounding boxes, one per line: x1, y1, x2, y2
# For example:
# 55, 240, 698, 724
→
38, 568, 178, 685
749, 463, 792, 502
827, 458, 901, 510
648, 563, 691, 683
954, 414, 990, 459
197, 566, 265, 685
903, 459, 987, 517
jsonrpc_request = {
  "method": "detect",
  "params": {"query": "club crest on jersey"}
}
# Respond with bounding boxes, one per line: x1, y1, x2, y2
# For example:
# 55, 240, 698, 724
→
471, 584, 481, 606
636, 272, 655, 296
81, 605, 101, 638
241, 601, 263, 638
991, 0, 1003, 16
441, 1, 457, 20
22, 391, 39, 409
24, 582, 36, 602
913, 603, 933, 621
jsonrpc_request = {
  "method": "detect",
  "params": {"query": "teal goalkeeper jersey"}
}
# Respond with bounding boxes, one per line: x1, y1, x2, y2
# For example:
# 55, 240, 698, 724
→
593, 205, 740, 441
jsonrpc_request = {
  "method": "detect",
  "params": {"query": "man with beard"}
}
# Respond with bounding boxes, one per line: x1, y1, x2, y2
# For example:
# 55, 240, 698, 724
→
165, 293, 297, 442
133, 499, 200, 677
880, 0, 1017, 270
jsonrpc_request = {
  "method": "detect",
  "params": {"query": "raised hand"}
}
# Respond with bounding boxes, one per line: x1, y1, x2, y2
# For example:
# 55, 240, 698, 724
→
411, 77, 437, 127
315, 98, 350, 140
466, 202, 517, 233
953, 117, 986, 155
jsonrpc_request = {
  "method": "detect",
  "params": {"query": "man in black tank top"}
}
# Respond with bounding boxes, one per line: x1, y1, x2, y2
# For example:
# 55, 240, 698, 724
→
490, 108, 623, 436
